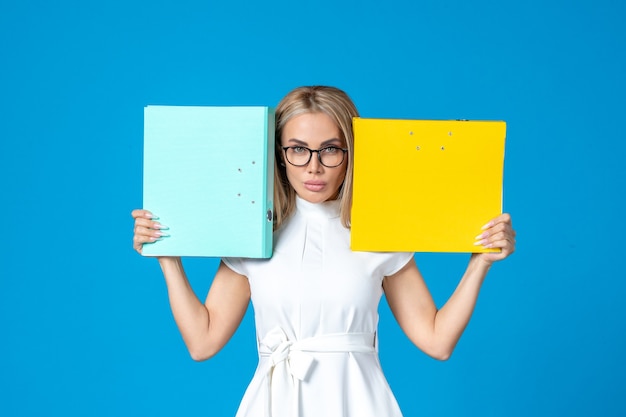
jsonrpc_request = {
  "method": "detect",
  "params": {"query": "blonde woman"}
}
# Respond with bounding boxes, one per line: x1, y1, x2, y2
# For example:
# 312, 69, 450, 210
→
132, 86, 516, 417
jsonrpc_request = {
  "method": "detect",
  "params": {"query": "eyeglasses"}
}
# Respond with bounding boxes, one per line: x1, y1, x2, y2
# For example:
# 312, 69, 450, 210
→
282, 146, 348, 168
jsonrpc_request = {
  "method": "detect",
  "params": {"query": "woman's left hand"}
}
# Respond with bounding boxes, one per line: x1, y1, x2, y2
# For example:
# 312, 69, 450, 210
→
473, 213, 516, 265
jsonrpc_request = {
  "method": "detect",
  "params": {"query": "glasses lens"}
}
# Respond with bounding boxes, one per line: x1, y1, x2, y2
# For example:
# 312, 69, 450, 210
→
284, 147, 345, 167
285, 147, 311, 166
319, 147, 345, 167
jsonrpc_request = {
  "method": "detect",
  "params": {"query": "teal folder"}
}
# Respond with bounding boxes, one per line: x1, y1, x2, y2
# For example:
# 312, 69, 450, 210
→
142, 105, 275, 258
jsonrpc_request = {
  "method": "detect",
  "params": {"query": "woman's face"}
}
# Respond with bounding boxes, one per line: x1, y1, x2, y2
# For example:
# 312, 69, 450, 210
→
281, 112, 347, 204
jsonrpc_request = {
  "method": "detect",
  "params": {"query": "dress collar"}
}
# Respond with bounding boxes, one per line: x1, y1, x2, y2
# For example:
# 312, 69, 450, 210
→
295, 196, 341, 219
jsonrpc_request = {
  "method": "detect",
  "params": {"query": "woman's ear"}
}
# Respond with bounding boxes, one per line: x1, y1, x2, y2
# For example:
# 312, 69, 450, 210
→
276, 148, 285, 167
276, 143, 286, 167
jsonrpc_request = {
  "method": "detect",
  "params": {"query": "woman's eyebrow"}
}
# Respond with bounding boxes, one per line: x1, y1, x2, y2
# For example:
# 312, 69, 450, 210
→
286, 138, 308, 146
321, 138, 343, 146
286, 138, 343, 146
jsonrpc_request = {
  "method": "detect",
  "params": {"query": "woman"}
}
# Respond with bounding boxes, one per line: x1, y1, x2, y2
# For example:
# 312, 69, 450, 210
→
132, 86, 516, 417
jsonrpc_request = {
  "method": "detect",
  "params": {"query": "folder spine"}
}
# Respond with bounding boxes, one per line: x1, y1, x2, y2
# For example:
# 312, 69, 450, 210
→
262, 107, 275, 258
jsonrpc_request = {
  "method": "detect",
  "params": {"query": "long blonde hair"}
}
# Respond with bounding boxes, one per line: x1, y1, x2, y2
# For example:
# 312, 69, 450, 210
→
273, 86, 359, 230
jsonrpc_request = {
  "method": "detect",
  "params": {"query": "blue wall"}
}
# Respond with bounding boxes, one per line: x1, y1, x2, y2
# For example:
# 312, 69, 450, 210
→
1, 0, 624, 416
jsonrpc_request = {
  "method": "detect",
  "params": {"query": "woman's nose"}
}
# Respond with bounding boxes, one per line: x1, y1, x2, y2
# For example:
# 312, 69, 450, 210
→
306, 151, 322, 173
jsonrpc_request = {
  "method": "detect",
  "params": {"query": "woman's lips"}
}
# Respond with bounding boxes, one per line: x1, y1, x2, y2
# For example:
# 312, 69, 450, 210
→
304, 181, 326, 192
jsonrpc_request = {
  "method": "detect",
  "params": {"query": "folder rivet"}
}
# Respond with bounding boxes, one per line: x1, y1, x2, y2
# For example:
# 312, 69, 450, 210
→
267, 210, 273, 221
409, 131, 413, 135
238, 168, 242, 172
448, 131, 453, 136
251, 200, 255, 204
252, 161, 256, 164
416, 146, 421, 151
441, 146, 445, 150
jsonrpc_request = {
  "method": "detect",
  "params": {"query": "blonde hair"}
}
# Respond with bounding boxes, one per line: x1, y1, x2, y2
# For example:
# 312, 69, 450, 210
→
273, 86, 359, 230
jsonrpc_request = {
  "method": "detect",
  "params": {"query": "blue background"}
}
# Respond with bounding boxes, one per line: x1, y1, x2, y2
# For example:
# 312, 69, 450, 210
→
1, 0, 624, 416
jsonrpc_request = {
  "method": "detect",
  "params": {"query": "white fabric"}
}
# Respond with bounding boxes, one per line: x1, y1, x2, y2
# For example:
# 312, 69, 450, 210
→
224, 197, 414, 417
259, 327, 376, 417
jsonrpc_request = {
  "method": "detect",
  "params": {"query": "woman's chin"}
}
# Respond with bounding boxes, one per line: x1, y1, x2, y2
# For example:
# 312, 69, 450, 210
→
296, 190, 334, 204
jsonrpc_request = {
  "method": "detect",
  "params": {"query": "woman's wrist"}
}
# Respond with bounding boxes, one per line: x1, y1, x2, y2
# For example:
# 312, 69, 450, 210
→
158, 256, 184, 274
469, 253, 493, 273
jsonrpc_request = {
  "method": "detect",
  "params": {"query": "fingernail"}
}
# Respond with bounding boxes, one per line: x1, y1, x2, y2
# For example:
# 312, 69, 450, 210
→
154, 224, 169, 230
149, 237, 162, 242
147, 213, 159, 220
481, 221, 494, 230
155, 231, 170, 237
475, 232, 488, 240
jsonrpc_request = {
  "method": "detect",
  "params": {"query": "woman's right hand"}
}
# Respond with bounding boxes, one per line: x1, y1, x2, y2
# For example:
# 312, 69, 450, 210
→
131, 209, 169, 254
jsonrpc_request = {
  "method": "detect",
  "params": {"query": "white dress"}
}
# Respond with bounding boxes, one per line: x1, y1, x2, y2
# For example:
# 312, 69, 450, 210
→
223, 197, 414, 417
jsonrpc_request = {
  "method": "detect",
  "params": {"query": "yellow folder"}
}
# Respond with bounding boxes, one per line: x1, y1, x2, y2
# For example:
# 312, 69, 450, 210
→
351, 118, 506, 253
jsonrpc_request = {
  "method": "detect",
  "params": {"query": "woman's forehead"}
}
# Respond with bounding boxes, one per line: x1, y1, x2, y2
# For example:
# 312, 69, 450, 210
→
281, 112, 343, 145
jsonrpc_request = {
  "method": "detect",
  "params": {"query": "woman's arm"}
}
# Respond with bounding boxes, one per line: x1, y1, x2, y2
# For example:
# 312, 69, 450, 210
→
132, 210, 250, 361
159, 258, 250, 361
383, 213, 515, 360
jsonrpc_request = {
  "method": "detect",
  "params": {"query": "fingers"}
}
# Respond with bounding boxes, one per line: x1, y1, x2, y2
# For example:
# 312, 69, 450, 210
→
480, 213, 511, 230
474, 213, 516, 260
131, 209, 169, 254
132, 209, 156, 220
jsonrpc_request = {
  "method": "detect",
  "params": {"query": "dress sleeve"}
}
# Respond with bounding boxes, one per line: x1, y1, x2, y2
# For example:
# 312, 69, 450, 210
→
222, 257, 248, 276
382, 252, 415, 277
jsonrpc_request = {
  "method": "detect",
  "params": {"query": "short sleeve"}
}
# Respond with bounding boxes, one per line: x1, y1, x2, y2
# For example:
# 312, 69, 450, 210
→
381, 252, 415, 277
222, 257, 248, 277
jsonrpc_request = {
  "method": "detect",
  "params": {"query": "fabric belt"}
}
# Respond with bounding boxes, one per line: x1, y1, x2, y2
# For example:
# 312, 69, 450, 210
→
258, 326, 376, 417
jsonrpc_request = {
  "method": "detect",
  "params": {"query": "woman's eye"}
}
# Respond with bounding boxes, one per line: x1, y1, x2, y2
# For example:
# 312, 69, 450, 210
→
322, 147, 339, 154
293, 147, 306, 154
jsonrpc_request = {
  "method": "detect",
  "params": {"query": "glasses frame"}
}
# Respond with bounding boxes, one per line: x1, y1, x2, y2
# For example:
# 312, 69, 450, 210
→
281, 146, 348, 168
